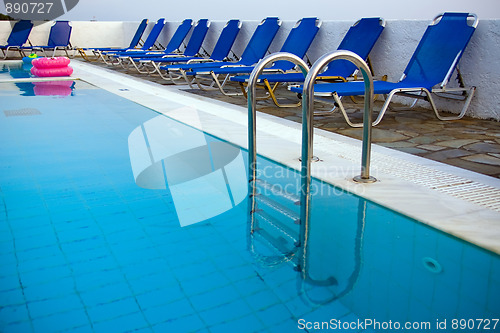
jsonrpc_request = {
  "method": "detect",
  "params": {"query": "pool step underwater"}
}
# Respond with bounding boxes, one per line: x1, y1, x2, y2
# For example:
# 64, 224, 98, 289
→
253, 209, 299, 244
254, 178, 300, 205
254, 210, 299, 252
250, 178, 302, 267
255, 194, 300, 224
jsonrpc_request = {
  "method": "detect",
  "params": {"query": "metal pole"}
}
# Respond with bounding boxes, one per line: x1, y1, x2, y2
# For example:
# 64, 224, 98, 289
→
247, 52, 309, 235
300, 50, 376, 269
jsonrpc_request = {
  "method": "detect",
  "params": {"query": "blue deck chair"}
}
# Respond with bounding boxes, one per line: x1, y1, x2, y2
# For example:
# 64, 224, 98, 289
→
109, 19, 193, 63
124, 19, 209, 73
98, 18, 167, 64
162, 17, 281, 88
232, 17, 385, 106
187, 17, 321, 96
80, 19, 148, 61
147, 19, 242, 82
289, 13, 478, 127
0, 20, 33, 59
83, 18, 148, 58
26, 21, 73, 57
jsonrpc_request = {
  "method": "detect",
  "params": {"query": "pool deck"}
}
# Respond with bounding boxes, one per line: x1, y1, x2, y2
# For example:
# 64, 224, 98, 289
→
104, 62, 500, 180
11, 59, 500, 255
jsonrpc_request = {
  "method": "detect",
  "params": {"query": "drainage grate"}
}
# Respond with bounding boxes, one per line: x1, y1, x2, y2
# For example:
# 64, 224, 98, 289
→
332, 143, 500, 212
371, 153, 500, 212
3, 108, 42, 117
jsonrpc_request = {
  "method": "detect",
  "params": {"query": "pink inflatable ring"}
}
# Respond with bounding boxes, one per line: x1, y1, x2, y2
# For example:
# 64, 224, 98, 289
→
32, 57, 71, 69
31, 66, 73, 77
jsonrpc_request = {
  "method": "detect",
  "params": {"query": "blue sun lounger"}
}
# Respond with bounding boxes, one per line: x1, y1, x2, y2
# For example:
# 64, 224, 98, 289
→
186, 17, 321, 96
111, 19, 194, 65
162, 17, 281, 88
98, 18, 167, 64
146, 19, 242, 82
0, 20, 33, 59
232, 17, 385, 106
87, 18, 148, 53
124, 19, 210, 73
289, 13, 478, 127
79, 19, 148, 61
25, 21, 73, 57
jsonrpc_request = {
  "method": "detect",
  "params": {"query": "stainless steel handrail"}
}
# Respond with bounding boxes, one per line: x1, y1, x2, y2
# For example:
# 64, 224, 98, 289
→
247, 52, 309, 214
247, 52, 309, 264
247, 51, 376, 276
299, 50, 377, 257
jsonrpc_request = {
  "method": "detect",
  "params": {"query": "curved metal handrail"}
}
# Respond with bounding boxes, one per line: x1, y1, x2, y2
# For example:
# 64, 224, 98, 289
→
246, 51, 376, 292
299, 50, 377, 277
247, 52, 309, 264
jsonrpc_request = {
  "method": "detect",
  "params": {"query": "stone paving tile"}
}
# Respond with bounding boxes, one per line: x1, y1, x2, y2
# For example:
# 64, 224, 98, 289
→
462, 154, 500, 166
436, 139, 479, 148
417, 144, 447, 151
88, 62, 500, 179
443, 158, 500, 177
424, 148, 473, 161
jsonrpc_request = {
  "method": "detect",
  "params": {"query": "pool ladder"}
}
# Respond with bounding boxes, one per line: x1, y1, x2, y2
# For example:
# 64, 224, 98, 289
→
247, 178, 301, 266
247, 51, 376, 277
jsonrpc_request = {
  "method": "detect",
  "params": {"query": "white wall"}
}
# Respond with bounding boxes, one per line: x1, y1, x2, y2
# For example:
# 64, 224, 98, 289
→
1, 18, 499, 120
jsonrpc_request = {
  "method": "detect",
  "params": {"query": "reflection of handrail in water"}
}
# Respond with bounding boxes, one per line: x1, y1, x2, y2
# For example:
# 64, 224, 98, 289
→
297, 199, 367, 305
247, 240, 297, 267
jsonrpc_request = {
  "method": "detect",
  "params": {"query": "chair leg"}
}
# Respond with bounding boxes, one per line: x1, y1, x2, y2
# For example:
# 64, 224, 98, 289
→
427, 87, 476, 120
146, 61, 162, 75
168, 70, 190, 85
239, 82, 248, 98
330, 93, 386, 127
77, 48, 91, 61
191, 74, 217, 90
129, 59, 152, 74
98, 52, 119, 65
154, 66, 188, 84
263, 79, 300, 108
209, 72, 243, 96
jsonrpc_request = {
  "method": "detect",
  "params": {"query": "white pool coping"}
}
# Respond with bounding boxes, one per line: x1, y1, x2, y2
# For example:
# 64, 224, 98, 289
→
6, 60, 500, 255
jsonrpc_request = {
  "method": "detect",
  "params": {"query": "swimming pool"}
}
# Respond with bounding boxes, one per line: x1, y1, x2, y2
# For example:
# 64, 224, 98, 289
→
0, 66, 499, 332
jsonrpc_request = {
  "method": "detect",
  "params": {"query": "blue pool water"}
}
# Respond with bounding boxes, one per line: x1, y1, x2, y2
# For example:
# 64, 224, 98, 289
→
0, 62, 34, 80
0, 79, 498, 333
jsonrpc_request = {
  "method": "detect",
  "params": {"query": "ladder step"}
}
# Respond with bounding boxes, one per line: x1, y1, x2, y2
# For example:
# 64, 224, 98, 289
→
252, 225, 298, 258
255, 195, 300, 224
254, 179, 300, 205
253, 209, 299, 243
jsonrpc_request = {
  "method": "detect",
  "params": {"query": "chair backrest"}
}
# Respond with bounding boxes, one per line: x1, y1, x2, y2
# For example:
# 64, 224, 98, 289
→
141, 18, 166, 50
272, 17, 321, 71
323, 17, 385, 77
47, 21, 72, 47
128, 18, 149, 49
209, 19, 242, 61
239, 17, 281, 65
7, 20, 33, 46
177, 19, 208, 56
402, 12, 477, 86
162, 19, 194, 54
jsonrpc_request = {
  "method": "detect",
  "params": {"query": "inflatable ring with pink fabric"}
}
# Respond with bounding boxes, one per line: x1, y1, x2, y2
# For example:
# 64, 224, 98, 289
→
31, 57, 73, 77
